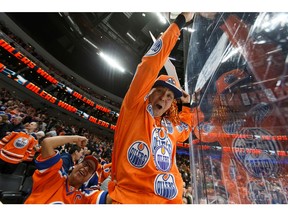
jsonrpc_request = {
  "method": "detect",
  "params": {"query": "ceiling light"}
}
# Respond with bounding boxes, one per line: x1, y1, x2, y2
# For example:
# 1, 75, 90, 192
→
126, 32, 136, 42
142, 13, 146, 17
83, 37, 98, 49
99, 52, 125, 73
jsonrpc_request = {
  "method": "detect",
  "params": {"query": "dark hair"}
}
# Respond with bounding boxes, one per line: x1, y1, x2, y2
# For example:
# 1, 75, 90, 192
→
68, 145, 82, 154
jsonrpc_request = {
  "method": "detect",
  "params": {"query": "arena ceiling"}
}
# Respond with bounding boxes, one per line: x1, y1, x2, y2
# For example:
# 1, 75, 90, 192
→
5, 12, 187, 101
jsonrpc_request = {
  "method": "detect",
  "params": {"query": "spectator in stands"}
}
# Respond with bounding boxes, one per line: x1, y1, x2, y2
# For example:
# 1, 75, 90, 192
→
61, 144, 84, 174
108, 12, 195, 204
24, 135, 112, 204
24, 121, 39, 135
185, 186, 194, 204
80, 163, 101, 191
35, 131, 45, 140
45, 130, 57, 137
8, 115, 24, 132
0, 122, 39, 174
0, 114, 10, 139
99, 162, 112, 191
83, 146, 91, 156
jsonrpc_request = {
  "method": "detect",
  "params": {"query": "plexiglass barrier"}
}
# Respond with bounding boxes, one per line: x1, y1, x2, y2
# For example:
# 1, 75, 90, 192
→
185, 12, 288, 204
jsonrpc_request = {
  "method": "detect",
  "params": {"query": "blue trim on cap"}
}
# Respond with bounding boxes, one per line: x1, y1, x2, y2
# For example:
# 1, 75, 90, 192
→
154, 80, 182, 98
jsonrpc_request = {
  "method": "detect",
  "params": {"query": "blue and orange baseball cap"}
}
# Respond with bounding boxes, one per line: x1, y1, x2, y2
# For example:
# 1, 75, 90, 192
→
153, 75, 183, 99
83, 155, 99, 173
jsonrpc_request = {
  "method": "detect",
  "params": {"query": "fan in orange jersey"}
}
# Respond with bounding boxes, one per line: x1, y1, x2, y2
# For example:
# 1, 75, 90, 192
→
24, 135, 112, 204
0, 121, 39, 174
108, 12, 195, 204
100, 162, 112, 184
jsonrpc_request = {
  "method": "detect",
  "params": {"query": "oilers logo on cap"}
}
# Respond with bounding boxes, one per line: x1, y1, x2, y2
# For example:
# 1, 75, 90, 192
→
154, 173, 178, 200
127, 141, 150, 168
166, 77, 176, 86
14, 137, 29, 149
145, 39, 162, 56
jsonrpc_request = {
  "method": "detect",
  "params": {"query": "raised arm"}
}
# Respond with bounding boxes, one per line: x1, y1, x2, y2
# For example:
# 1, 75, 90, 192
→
41, 135, 88, 159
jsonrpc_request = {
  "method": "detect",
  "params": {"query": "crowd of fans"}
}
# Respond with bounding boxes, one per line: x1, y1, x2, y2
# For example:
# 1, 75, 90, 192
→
0, 88, 114, 162
0, 87, 194, 203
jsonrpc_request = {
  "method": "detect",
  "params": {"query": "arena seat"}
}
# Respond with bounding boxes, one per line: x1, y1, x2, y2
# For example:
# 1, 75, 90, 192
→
0, 173, 24, 204
12, 163, 27, 176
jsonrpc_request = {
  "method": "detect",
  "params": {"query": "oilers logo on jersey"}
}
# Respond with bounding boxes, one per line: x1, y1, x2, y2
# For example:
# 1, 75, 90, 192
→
176, 121, 189, 133
127, 141, 150, 168
197, 121, 214, 133
154, 145, 172, 172
162, 119, 173, 134
151, 128, 172, 154
50, 201, 64, 204
154, 173, 178, 200
247, 102, 272, 125
222, 119, 245, 134
146, 104, 154, 117
145, 38, 162, 56
13, 137, 29, 149
233, 128, 280, 178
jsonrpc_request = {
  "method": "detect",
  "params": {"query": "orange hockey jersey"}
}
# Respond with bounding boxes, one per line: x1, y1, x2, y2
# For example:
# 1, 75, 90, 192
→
0, 131, 38, 164
108, 23, 194, 204
99, 162, 112, 183
25, 152, 108, 204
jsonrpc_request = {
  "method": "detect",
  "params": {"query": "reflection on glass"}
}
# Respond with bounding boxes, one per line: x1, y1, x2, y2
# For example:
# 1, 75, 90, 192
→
185, 12, 288, 204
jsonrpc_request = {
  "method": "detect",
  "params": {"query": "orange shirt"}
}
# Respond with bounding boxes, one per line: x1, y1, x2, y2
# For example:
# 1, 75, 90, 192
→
25, 152, 107, 204
99, 163, 112, 183
0, 131, 38, 164
108, 23, 194, 204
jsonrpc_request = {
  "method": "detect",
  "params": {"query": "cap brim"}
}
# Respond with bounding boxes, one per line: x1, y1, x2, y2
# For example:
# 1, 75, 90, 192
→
154, 80, 182, 98
83, 155, 99, 172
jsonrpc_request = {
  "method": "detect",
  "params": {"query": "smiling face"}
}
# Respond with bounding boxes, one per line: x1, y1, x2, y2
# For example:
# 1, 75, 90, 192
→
68, 159, 96, 188
149, 86, 175, 117
25, 121, 38, 132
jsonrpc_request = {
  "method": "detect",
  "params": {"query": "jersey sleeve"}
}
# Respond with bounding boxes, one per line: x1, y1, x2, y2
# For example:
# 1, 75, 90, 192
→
34, 151, 62, 175
176, 106, 194, 142
0, 131, 17, 149
124, 23, 181, 108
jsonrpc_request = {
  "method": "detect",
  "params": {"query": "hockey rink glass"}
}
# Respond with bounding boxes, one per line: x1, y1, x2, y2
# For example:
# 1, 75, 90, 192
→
183, 12, 288, 204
